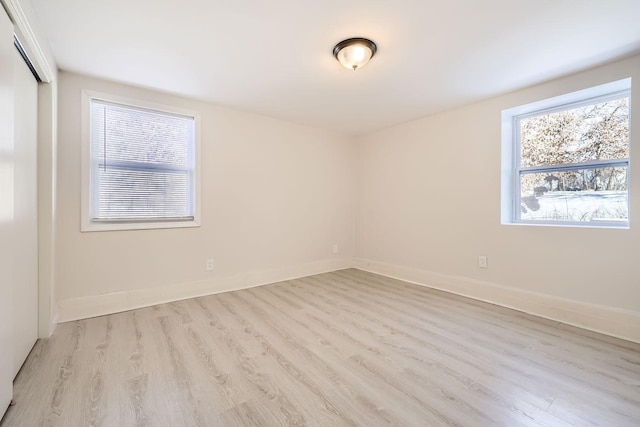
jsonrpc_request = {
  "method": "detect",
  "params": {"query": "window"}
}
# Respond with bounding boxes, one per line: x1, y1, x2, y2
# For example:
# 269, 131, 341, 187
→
501, 79, 631, 227
81, 92, 200, 231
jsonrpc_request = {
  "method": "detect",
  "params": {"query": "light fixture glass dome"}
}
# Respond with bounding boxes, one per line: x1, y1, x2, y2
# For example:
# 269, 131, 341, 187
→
333, 38, 377, 71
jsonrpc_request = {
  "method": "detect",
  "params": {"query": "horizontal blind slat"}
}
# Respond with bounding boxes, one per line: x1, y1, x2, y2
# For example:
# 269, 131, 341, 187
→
90, 99, 195, 222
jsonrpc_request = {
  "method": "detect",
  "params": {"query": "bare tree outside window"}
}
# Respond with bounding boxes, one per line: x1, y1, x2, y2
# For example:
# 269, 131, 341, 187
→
517, 96, 629, 223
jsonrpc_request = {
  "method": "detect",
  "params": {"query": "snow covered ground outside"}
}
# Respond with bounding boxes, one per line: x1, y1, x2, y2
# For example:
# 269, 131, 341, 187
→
520, 191, 628, 223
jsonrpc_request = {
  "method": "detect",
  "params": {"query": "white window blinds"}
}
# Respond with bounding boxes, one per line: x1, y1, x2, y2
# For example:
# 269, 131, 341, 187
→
89, 99, 196, 223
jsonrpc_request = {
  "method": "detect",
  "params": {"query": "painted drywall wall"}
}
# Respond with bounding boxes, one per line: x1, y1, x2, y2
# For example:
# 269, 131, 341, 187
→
356, 54, 640, 339
56, 71, 356, 316
38, 77, 58, 337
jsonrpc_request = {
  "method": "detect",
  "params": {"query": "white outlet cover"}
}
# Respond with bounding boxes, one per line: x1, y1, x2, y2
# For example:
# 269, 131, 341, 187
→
478, 256, 488, 268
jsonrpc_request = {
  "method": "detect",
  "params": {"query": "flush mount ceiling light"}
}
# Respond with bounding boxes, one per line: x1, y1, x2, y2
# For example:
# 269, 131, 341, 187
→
333, 38, 377, 71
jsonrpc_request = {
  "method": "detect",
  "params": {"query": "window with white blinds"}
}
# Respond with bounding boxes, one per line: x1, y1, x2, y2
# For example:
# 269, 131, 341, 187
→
83, 93, 200, 231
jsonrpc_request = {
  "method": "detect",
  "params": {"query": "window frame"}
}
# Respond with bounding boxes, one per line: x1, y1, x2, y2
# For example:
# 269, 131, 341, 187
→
81, 90, 201, 232
501, 78, 632, 228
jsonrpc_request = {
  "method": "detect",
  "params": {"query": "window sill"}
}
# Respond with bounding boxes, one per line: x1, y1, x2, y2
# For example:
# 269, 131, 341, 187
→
81, 219, 200, 232
501, 220, 629, 230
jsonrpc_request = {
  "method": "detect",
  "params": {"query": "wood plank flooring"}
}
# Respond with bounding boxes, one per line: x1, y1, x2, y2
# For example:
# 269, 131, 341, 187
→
2, 269, 639, 426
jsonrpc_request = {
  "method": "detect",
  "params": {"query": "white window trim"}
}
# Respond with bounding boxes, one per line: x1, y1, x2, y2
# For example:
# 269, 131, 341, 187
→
81, 90, 202, 232
501, 78, 632, 228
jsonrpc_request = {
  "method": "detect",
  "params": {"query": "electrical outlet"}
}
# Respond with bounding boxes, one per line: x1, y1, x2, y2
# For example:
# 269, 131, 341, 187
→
206, 259, 214, 271
332, 244, 338, 254
478, 256, 488, 268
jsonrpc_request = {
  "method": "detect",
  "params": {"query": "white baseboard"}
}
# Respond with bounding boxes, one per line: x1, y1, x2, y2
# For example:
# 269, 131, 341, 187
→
352, 258, 640, 344
49, 312, 58, 337
37, 311, 58, 339
56, 256, 640, 344
57, 258, 352, 323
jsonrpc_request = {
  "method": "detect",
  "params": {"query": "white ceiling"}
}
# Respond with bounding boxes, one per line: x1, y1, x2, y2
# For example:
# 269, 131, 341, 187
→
31, 0, 640, 135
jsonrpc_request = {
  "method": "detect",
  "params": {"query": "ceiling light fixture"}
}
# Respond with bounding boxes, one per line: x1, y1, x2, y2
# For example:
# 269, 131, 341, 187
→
333, 38, 377, 71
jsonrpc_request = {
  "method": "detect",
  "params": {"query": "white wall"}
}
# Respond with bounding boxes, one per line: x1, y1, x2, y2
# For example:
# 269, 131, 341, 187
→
356, 54, 640, 342
56, 56, 640, 342
38, 78, 58, 337
56, 71, 356, 320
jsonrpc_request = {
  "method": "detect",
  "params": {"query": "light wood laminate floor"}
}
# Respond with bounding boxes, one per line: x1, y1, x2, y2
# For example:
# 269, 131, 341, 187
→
2, 269, 640, 426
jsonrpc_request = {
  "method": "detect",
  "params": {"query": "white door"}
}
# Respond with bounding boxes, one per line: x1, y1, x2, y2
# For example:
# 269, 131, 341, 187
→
12, 43, 39, 376
0, 5, 15, 416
